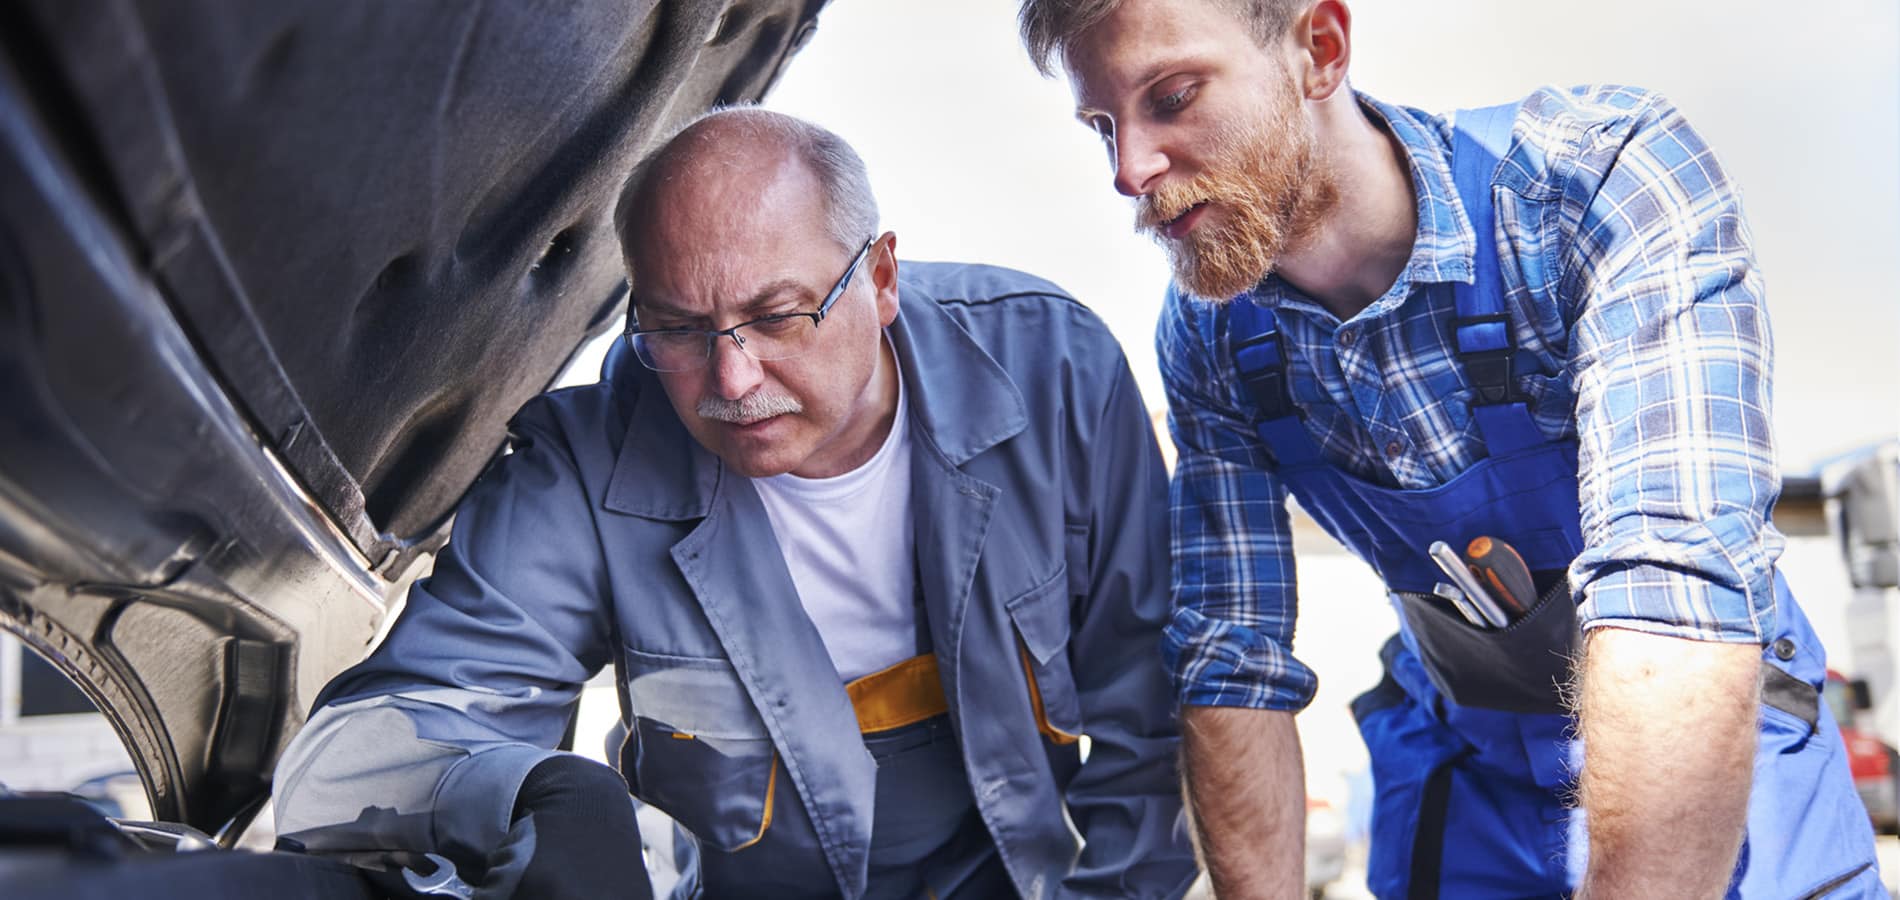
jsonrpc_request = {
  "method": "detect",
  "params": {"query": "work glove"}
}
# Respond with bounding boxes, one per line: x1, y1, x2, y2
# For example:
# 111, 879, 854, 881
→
503, 754, 653, 900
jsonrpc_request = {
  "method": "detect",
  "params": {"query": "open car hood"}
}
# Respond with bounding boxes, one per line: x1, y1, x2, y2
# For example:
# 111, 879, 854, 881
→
0, 0, 825, 838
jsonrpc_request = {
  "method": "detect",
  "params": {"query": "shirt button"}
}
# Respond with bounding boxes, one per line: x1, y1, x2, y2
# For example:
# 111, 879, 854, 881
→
1385, 441, 1404, 460
1772, 638, 1797, 661
1337, 330, 1357, 348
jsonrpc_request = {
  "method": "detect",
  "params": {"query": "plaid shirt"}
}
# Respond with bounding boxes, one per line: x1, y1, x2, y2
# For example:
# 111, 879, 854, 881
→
1159, 87, 1783, 711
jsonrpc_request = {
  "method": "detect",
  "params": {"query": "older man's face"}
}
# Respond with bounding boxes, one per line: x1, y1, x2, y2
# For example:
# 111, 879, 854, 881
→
630, 155, 898, 479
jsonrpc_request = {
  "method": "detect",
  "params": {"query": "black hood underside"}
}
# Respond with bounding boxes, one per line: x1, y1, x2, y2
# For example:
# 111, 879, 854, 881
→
0, 0, 825, 836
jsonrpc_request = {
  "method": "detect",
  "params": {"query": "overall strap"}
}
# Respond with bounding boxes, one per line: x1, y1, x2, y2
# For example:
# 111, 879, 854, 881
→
1448, 102, 1542, 455
1227, 101, 1535, 465
1227, 300, 1321, 465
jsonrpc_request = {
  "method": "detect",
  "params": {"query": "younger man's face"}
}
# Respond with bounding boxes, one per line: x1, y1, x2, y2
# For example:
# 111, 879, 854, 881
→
1063, 0, 1336, 301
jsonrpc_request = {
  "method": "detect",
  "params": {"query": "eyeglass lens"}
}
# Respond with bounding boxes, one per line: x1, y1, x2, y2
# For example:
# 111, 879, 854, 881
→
635, 316, 821, 371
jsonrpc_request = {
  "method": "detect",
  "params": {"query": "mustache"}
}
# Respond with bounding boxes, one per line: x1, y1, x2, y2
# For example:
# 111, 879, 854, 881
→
696, 391, 802, 424
1135, 181, 1208, 235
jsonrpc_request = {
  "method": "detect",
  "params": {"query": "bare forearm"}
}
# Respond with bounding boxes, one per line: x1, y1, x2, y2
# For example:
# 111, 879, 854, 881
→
1576, 628, 1760, 898
1180, 706, 1304, 899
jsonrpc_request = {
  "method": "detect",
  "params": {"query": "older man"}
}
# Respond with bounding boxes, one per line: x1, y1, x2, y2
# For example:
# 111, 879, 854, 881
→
272, 108, 1196, 899
1020, 0, 1877, 898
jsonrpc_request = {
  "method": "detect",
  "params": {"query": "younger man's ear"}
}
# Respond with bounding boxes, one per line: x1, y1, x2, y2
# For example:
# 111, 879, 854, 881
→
1292, 0, 1351, 101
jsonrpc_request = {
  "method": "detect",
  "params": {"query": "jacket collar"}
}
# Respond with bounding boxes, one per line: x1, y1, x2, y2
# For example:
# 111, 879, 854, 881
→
602, 372, 722, 520
602, 277, 1026, 520
883, 272, 1026, 466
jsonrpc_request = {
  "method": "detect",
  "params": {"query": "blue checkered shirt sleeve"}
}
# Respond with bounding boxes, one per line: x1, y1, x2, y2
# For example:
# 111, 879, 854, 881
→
1156, 285, 1316, 711
1559, 91, 1781, 642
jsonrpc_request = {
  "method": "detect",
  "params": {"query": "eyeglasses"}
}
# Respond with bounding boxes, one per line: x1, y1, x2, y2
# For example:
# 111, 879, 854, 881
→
625, 237, 876, 373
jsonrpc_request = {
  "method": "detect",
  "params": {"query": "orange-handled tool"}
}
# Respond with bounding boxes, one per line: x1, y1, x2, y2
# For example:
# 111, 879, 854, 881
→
1463, 536, 1535, 619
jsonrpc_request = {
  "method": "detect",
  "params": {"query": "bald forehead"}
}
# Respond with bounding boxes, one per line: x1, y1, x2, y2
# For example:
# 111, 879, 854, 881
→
625, 124, 820, 250
644, 149, 817, 247
657, 112, 791, 180
621, 125, 838, 325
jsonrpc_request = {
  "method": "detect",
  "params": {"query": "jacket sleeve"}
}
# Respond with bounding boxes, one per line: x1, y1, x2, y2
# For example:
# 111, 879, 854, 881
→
273, 399, 615, 877
1058, 354, 1199, 898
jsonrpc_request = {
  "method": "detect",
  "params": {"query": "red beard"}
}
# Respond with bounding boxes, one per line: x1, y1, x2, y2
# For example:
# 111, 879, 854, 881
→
1136, 79, 1338, 302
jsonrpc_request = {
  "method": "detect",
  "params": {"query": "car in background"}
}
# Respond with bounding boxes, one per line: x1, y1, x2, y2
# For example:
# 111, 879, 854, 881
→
1826, 668, 1900, 833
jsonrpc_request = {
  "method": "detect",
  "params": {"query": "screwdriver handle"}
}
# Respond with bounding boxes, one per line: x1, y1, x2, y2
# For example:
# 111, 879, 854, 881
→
1427, 541, 1509, 627
1464, 536, 1535, 618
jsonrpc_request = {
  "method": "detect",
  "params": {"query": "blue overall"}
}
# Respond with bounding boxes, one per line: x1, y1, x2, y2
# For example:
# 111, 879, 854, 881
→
1227, 104, 1879, 898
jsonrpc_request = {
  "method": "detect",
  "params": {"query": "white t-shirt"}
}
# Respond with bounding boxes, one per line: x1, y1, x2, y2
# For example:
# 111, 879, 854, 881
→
751, 361, 916, 682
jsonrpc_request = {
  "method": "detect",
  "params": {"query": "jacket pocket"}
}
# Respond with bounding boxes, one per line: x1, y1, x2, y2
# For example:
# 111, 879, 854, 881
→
1006, 565, 1083, 744
619, 647, 778, 853
1391, 575, 1578, 715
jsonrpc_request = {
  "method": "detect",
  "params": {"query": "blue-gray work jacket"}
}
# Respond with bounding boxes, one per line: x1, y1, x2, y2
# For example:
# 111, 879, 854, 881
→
273, 262, 1195, 898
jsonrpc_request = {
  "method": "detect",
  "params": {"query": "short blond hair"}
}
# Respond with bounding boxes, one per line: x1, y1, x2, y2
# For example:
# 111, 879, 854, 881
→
1018, 0, 1305, 77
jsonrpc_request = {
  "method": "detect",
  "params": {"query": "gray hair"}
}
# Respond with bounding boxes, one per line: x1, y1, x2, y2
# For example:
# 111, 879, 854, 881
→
1018, 0, 1303, 77
613, 106, 879, 286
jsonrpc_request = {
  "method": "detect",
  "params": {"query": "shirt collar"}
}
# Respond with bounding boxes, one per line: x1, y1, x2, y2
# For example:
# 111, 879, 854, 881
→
1250, 91, 1477, 323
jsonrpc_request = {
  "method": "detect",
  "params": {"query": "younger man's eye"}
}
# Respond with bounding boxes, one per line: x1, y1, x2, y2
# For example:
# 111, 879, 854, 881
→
1156, 85, 1196, 114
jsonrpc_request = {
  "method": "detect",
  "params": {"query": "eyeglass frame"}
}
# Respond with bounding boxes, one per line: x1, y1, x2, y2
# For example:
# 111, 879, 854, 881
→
623, 236, 878, 373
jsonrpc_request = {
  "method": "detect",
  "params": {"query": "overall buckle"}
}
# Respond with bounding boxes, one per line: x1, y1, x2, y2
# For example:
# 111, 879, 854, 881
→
1233, 331, 1297, 420
1451, 312, 1521, 406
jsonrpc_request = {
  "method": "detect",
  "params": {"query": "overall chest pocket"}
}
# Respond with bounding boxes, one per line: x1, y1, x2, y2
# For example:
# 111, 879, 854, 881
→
620, 647, 779, 853
1006, 565, 1083, 743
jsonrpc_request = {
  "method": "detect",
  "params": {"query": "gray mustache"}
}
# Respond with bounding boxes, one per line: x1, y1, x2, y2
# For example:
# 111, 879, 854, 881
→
697, 392, 803, 423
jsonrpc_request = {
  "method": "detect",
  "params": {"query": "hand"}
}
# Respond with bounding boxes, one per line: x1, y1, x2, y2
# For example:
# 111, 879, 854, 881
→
503, 755, 652, 900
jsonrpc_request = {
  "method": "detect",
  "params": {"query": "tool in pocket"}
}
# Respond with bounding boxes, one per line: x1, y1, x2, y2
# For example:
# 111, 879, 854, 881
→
1463, 536, 1535, 619
1427, 540, 1509, 627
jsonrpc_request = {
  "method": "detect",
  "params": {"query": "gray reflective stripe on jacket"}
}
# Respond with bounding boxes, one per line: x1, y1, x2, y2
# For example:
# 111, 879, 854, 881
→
273, 261, 1197, 898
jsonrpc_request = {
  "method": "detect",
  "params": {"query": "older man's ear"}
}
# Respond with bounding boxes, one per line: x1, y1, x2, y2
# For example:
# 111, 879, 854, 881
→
871, 231, 901, 327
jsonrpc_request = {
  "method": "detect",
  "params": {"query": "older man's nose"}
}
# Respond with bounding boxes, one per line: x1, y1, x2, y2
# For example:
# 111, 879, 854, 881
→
709, 334, 763, 401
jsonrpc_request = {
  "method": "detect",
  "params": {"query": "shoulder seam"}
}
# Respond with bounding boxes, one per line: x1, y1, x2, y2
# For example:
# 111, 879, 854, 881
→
932, 289, 1081, 308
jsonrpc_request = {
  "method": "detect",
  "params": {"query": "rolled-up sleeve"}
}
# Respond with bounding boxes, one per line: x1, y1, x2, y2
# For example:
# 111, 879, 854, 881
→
1156, 286, 1317, 711
1563, 91, 1781, 644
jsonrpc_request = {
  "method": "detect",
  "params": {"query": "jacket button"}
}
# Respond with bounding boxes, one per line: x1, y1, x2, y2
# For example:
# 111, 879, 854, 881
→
1772, 638, 1796, 661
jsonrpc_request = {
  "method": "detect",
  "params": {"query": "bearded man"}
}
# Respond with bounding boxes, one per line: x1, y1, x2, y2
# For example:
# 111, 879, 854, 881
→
1020, 0, 1879, 897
